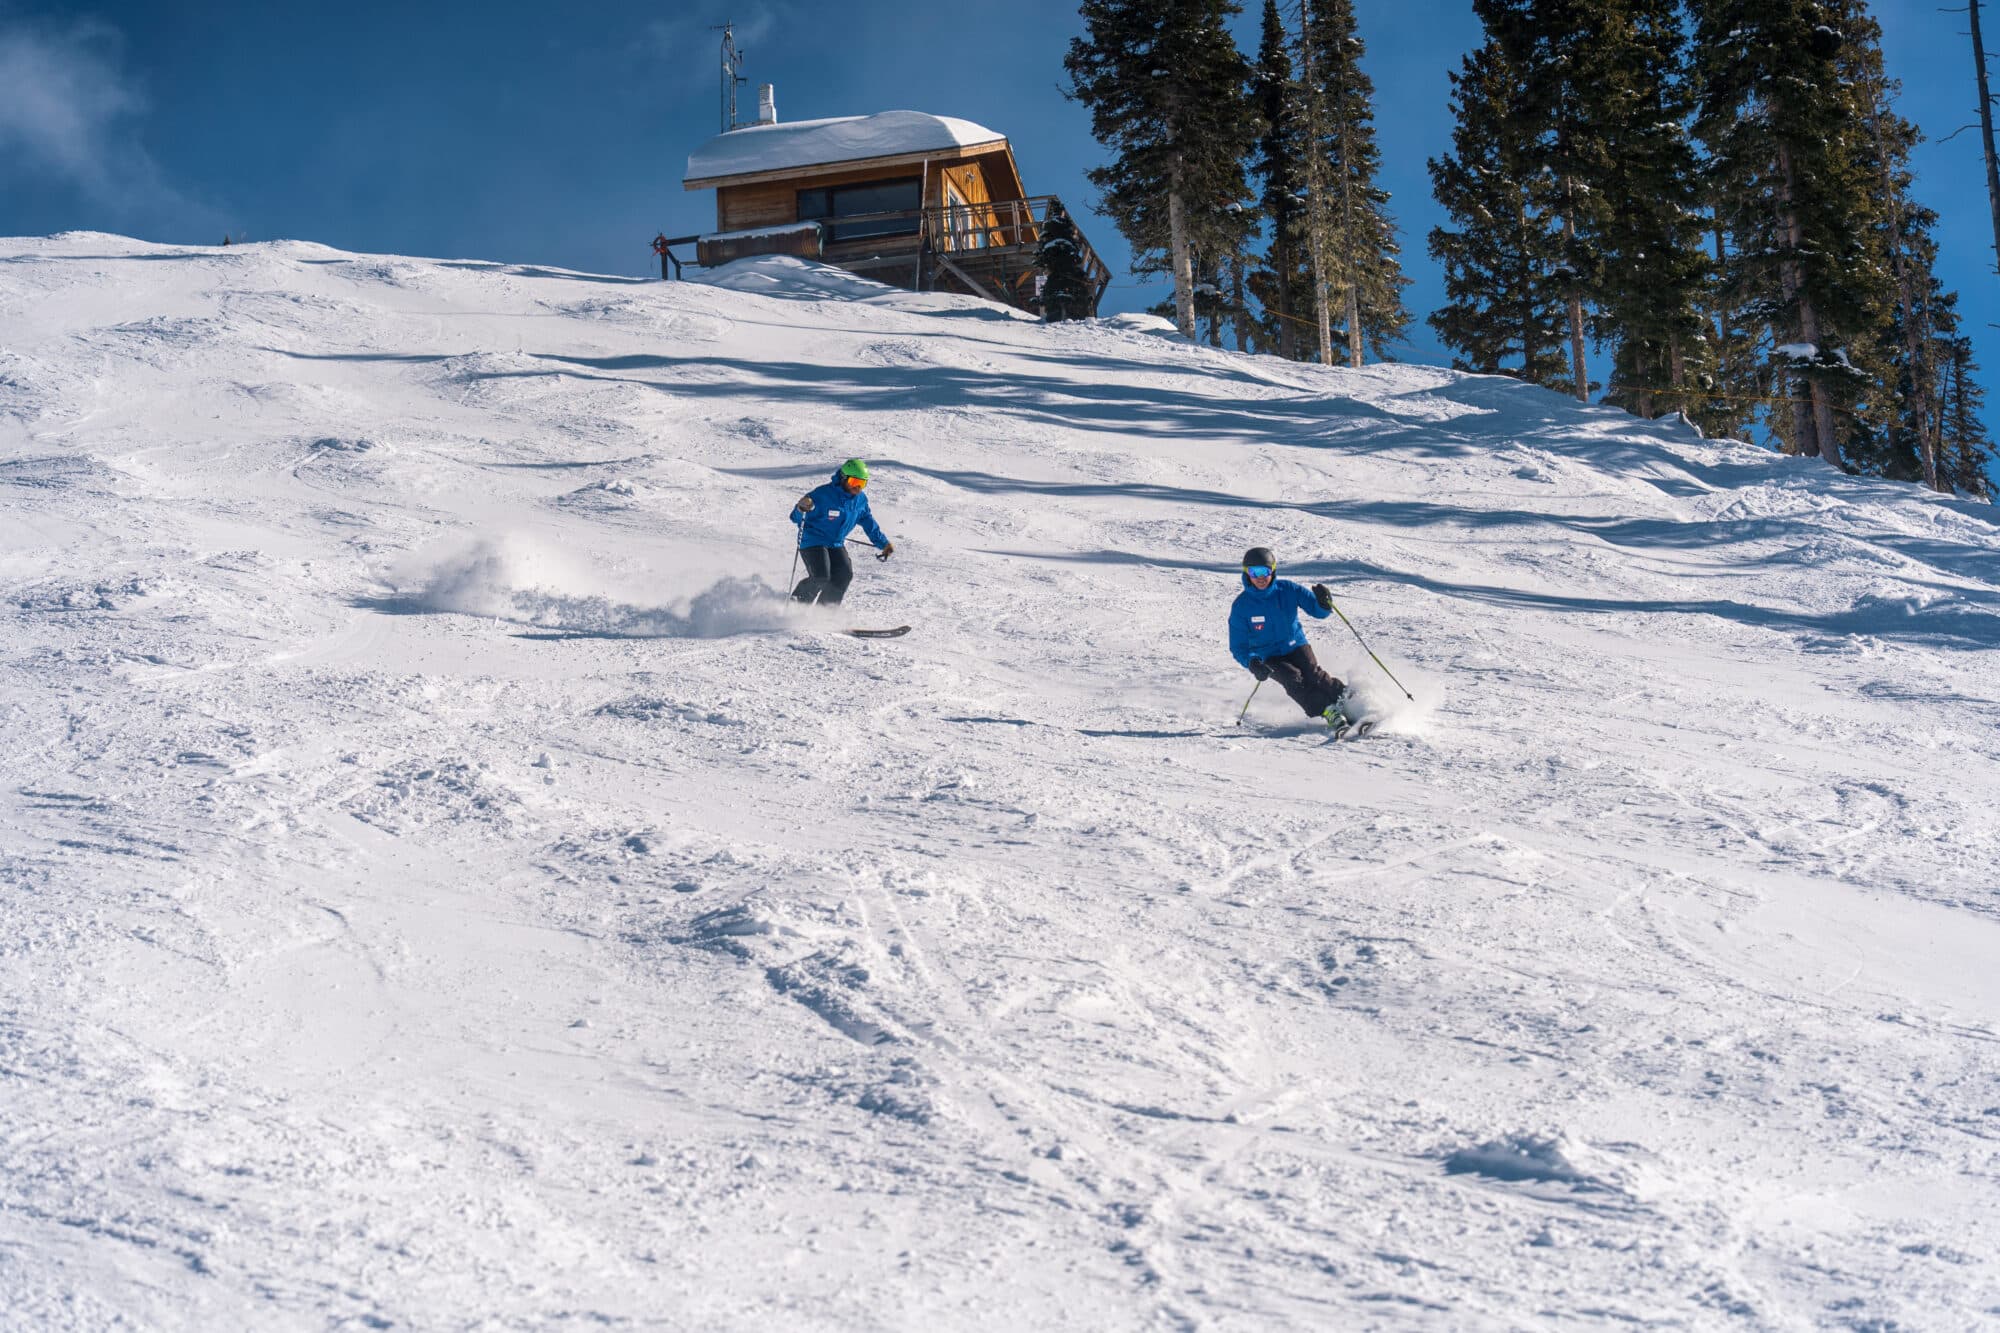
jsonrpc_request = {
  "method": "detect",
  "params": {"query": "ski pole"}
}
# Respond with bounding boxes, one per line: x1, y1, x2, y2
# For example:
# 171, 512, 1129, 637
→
1236, 680, 1262, 725
1328, 602, 1415, 702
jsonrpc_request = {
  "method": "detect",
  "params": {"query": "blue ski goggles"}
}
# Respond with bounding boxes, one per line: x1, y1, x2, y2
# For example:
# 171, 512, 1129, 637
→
1245, 564, 1274, 580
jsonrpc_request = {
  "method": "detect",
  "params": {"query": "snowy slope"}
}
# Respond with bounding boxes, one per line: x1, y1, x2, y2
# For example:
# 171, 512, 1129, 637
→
2, 233, 1998, 1330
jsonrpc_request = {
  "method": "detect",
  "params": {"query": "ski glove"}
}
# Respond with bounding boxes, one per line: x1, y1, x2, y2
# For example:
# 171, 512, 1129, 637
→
795, 495, 815, 513
1312, 583, 1334, 611
876, 541, 895, 562
1249, 659, 1272, 681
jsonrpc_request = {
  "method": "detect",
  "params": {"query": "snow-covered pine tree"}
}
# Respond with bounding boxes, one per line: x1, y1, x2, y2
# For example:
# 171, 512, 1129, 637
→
1587, 0, 1715, 422
1295, 0, 1410, 367
1035, 200, 1095, 323
1693, 0, 1891, 470
1941, 336, 1996, 500
1248, 0, 1310, 358
1066, 0, 1260, 339
1427, 35, 1573, 386
1036, 208, 1095, 324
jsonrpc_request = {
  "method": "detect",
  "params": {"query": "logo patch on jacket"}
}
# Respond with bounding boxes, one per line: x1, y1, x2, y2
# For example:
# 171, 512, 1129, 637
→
827, 509, 842, 518
1250, 616, 1266, 627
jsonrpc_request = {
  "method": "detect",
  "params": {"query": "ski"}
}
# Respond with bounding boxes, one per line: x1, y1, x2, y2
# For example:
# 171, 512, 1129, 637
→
844, 625, 911, 639
1331, 718, 1375, 741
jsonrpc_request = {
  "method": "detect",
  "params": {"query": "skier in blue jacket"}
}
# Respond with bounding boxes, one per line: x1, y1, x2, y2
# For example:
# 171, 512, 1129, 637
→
790, 458, 893, 604
1229, 546, 1351, 726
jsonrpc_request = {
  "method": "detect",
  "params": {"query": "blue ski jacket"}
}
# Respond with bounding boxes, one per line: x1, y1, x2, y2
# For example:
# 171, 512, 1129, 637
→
1229, 574, 1330, 668
790, 471, 889, 551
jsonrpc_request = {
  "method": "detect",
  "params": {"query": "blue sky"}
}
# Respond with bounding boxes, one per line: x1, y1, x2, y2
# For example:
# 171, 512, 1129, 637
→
3, 0, 1995, 457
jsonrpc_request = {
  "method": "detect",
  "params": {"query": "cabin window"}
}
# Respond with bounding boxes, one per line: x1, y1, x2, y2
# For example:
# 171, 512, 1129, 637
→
798, 178, 921, 242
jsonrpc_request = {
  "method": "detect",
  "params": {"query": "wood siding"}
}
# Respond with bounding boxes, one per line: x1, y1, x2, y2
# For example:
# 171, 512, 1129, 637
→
714, 149, 1021, 232
697, 226, 822, 267
937, 161, 1010, 251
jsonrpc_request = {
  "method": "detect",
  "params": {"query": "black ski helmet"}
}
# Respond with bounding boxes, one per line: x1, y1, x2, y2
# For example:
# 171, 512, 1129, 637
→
1243, 546, 1276, 574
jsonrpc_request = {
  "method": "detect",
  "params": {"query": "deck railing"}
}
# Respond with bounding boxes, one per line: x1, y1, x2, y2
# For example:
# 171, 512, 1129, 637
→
657, 193, 1111, 312
920, 196, 1112, 298
808, 195, 1110, 305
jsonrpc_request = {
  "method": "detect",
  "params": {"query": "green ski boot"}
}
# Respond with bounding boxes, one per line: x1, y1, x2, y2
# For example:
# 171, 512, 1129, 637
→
1323, 692, 1367, 739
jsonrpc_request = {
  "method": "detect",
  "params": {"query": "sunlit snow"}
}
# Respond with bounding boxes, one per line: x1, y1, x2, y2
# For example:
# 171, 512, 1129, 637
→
3, 235, 1997, 1328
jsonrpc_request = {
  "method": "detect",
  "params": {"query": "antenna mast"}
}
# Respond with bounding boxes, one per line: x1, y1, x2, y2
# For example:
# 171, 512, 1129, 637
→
718, 24, 748, 132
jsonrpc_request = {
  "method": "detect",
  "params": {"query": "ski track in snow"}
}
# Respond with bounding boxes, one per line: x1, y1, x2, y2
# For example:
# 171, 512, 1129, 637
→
3, 235, 1999, 1329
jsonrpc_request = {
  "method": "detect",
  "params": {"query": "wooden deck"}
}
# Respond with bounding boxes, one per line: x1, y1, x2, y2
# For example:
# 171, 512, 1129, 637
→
667, 195, 1110, 317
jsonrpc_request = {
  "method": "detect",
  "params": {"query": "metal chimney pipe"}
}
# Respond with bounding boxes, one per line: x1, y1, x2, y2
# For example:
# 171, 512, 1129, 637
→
757, 84, 777, 125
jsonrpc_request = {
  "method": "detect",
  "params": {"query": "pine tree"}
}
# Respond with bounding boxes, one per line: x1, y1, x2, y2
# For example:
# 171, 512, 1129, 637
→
1247, 0, 1310, 358
1067, 0, 1261, 339
1695, 199, 1765, 440
1195, 200, 1261, 351
1693, 0, 1894, 470
1296, 0, 1410, 366
1427, 36, 1573, 386
1475, 0, 1621, 402
1941, 336, 1996, 499
1847, 41, 1956, 489
1588, 0, 1715, 422
1035, 200, 1095, 323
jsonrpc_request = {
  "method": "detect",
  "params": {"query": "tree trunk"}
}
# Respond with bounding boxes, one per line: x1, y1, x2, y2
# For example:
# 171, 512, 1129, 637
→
1710, 222, 1730, 359
1808, 363, 1843, 469
1168, 179, 1196, 339
1297, 11, 1334, 366
1231, 253, 1249, 353
1785, 374, 1813, 456
1276, 233, 1295, 360
1567, 294, 1588, 402
1518, 198, 1538, 380
1666, 334, 1685, 422
1204, 254, 1223, 347
1795, 285, 1845, 469
1560, 189, 1588, 402
1313, 246, 1334, 366
1337, 111, 1362, 369
1972, 0, 2000, 275
1775, 141, 1819, 459
1345, 283, 1363, 369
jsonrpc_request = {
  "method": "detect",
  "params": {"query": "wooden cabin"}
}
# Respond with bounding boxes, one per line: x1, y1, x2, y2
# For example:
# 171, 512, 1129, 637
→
681, 108, 1109, 316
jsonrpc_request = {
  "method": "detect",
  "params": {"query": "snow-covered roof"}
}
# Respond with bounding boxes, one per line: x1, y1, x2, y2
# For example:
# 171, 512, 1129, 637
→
685, 111, 1007, 185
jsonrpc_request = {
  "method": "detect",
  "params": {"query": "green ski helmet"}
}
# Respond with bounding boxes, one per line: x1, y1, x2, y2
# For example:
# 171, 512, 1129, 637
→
838, 458, 870, 482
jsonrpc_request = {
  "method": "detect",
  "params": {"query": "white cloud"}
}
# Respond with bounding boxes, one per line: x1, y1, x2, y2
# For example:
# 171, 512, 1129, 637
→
0, 16, 213, 226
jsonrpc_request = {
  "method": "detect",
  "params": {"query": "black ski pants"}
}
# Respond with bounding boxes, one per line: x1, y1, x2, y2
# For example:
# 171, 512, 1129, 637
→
1260, 644, 1345, 718
792, 545, 854, 605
